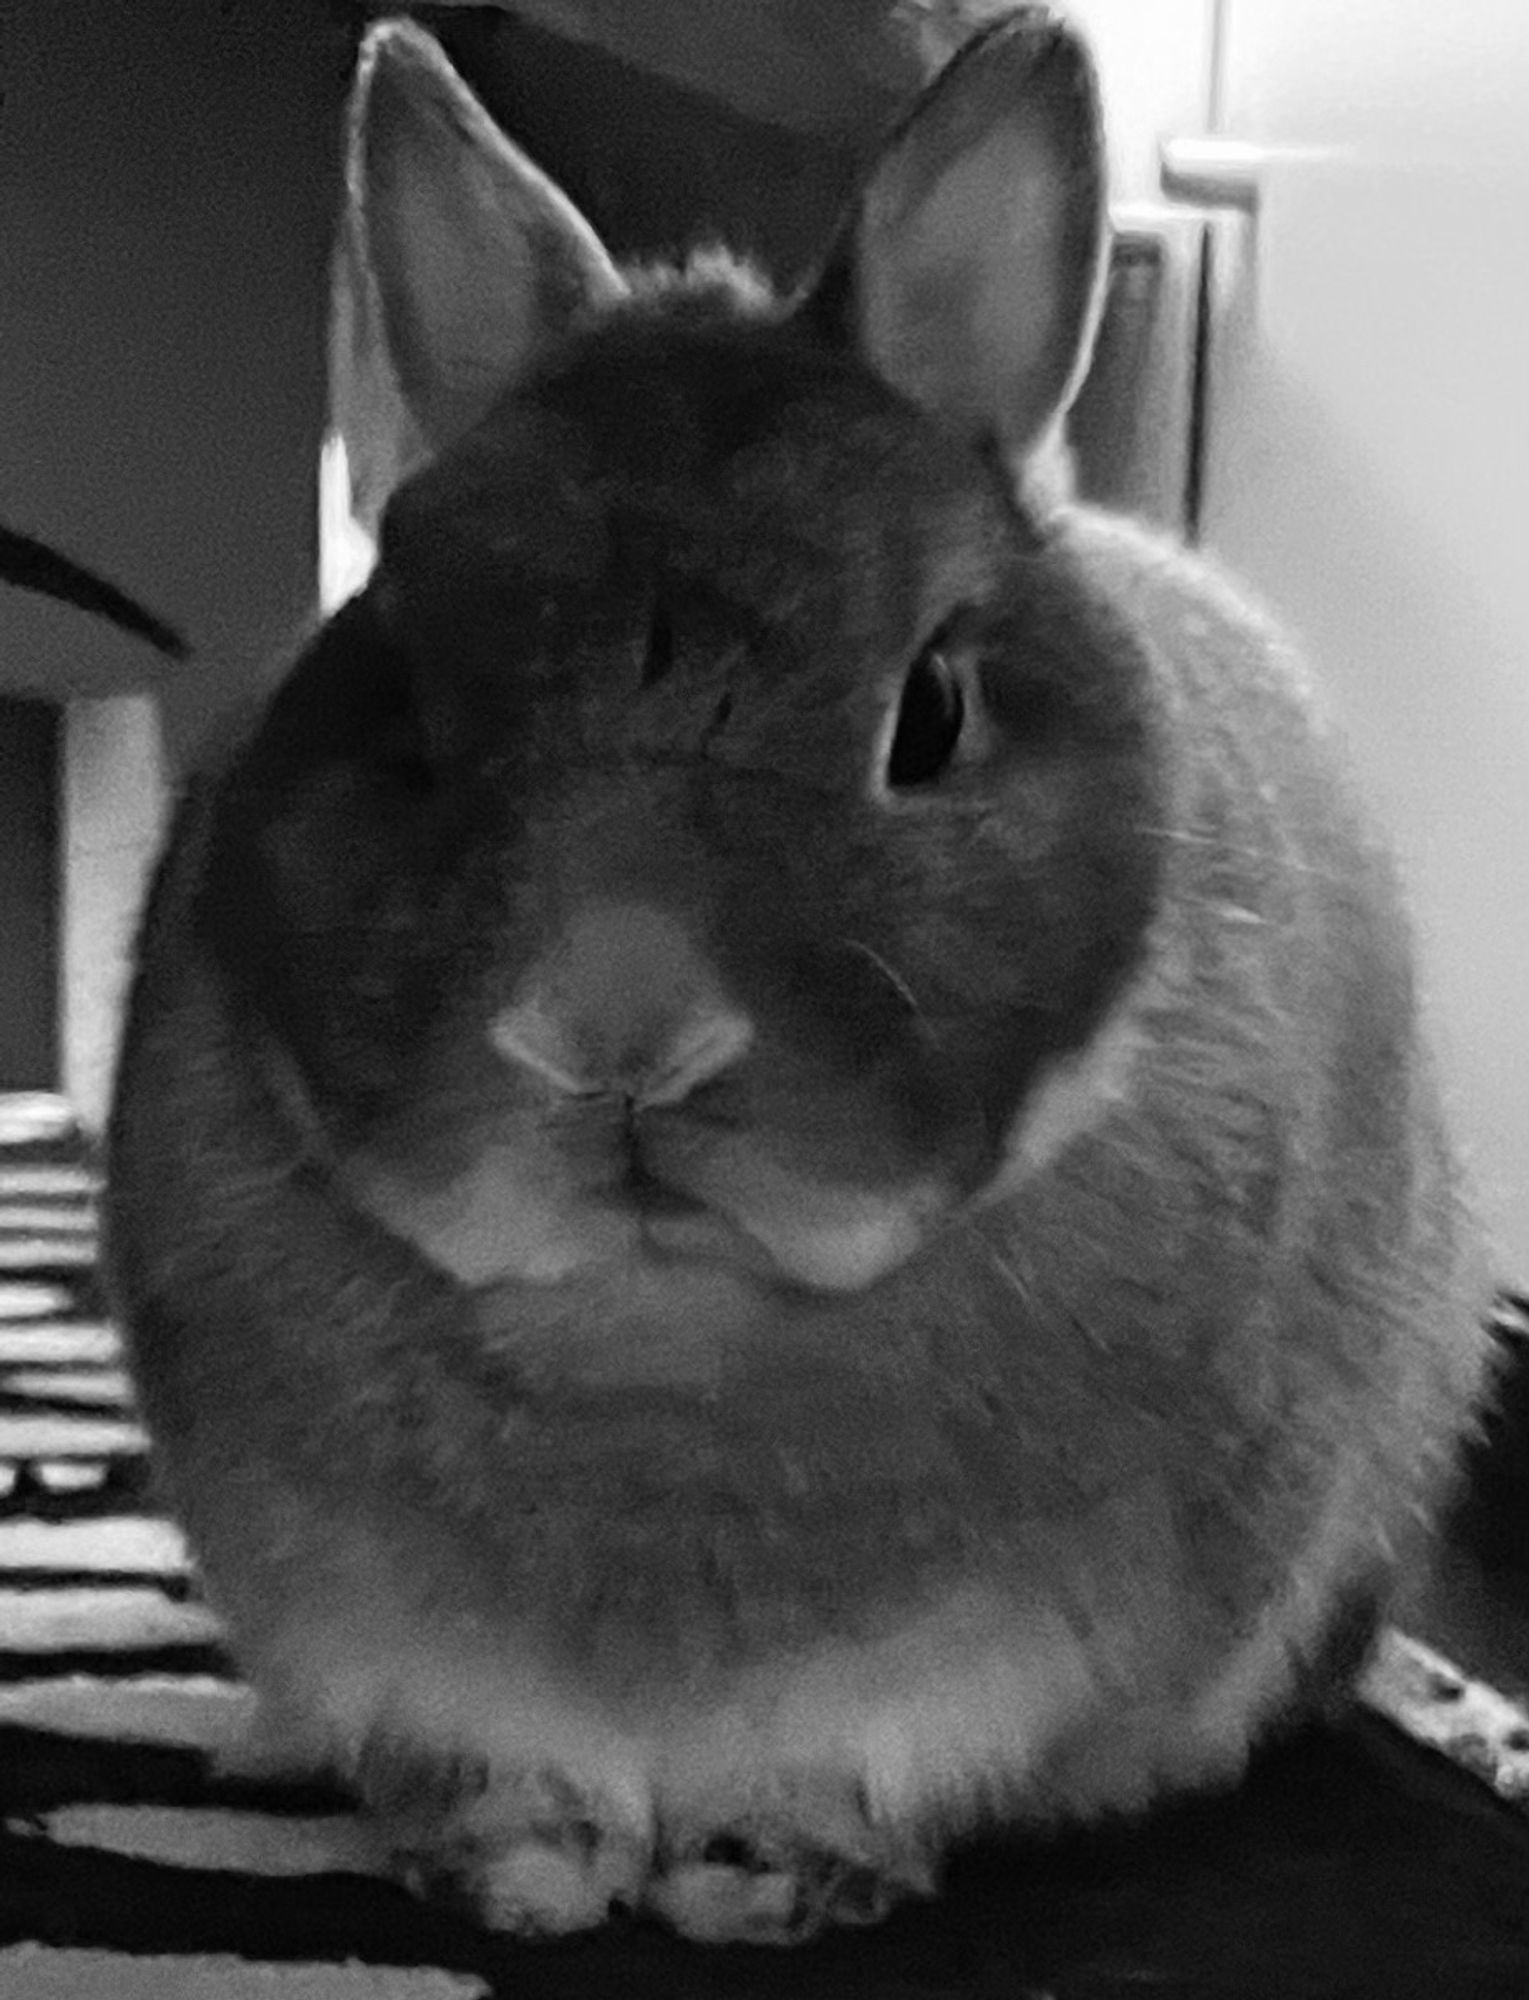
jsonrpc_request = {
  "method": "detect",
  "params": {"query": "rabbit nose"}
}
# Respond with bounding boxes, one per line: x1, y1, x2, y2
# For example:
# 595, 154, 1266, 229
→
489, 900, 754, 1105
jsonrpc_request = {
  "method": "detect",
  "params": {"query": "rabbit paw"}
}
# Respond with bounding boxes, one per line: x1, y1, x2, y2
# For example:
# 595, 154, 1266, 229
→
403, 1824, 648, 1937
647, 1834, 913, 1945
356, 1734, 648, 1936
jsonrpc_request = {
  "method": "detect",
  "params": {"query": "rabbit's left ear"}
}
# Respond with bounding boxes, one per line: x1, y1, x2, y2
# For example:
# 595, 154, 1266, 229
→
809, 10, 1109, 465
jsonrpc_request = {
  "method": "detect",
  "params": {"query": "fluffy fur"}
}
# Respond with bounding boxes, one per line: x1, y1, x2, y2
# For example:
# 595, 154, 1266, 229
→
104, 10, 1494, 1944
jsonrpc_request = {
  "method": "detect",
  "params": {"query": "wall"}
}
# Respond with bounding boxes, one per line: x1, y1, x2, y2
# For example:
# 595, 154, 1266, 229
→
60, 699, 166, 1128
1, 0, 346, 1116
0, 697, 58, 1088
1, 0, 344, 750
1201, 0, 1529, 1279
1053, 0, 1213, 204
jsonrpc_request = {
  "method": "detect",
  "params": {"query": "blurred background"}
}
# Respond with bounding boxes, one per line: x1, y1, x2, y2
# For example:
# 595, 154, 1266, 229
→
2, 0, 1527, 1296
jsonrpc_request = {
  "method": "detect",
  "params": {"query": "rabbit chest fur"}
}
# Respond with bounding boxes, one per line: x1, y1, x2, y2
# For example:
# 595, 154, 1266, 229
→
103, 10, 1495, 1945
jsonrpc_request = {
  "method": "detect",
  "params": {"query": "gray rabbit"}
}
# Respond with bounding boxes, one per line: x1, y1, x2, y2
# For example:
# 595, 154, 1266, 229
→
104, 9, 1494, 1944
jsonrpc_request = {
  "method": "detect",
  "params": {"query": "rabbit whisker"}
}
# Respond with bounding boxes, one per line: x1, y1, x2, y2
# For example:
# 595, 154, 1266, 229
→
841, 937, 928, 1023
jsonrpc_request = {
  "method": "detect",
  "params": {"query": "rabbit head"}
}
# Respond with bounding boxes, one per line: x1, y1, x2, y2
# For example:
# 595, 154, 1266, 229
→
207, 14, 1169, 1317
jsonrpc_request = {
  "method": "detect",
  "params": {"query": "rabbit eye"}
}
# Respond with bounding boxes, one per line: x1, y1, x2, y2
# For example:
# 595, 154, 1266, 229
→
885, 646, 965, 789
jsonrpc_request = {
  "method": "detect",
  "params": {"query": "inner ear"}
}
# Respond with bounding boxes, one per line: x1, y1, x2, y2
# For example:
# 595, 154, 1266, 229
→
346, 18, 626, 470
805, 12, 1109, 466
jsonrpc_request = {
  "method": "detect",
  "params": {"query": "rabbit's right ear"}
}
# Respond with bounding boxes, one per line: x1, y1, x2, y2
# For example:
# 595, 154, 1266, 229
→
808, 9, 1109, 468
344, 17, 625, 481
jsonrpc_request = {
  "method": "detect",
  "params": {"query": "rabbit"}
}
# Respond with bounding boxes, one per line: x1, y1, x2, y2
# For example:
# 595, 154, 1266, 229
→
103, 7, 1496, 1947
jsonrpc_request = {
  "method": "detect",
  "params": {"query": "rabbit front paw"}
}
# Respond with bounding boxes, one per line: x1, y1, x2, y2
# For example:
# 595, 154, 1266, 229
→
404, 1824, 648, 1937
647, 1832, 922, 1945
357, 1734, 649, 1936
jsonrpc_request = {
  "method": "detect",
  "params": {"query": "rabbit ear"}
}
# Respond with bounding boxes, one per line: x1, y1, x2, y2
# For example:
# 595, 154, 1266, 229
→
345, 17, 625, 466
811, 11, 1109, 464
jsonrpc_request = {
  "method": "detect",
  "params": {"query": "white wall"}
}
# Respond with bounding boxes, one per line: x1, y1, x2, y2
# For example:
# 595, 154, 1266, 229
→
1057, 0, 1214, 203
63, 700, 168, 1131
1201, 0, 1529, 1280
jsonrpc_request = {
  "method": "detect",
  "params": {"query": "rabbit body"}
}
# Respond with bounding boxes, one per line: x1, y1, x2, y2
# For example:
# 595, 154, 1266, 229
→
105, 13, 1493, 1943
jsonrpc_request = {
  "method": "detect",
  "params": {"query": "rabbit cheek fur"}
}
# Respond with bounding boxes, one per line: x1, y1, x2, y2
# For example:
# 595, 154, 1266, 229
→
103, 13, 1494, 1945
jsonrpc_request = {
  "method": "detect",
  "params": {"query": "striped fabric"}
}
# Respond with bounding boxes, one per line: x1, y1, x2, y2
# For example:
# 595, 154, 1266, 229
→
3, 1094, 1529, 1997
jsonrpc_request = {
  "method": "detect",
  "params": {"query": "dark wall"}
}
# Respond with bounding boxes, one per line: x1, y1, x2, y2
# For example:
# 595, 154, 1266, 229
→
0, 0, 351, 763
0, 697, 58, 1090
425, 7, 883, 291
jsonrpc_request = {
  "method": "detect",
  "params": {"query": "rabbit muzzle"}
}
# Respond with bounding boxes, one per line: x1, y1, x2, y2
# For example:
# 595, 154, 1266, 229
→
339, 894, 983, 1330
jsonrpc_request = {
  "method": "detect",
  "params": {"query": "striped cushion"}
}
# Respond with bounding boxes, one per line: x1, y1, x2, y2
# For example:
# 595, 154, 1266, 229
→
3, 1099, 1528, 1996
